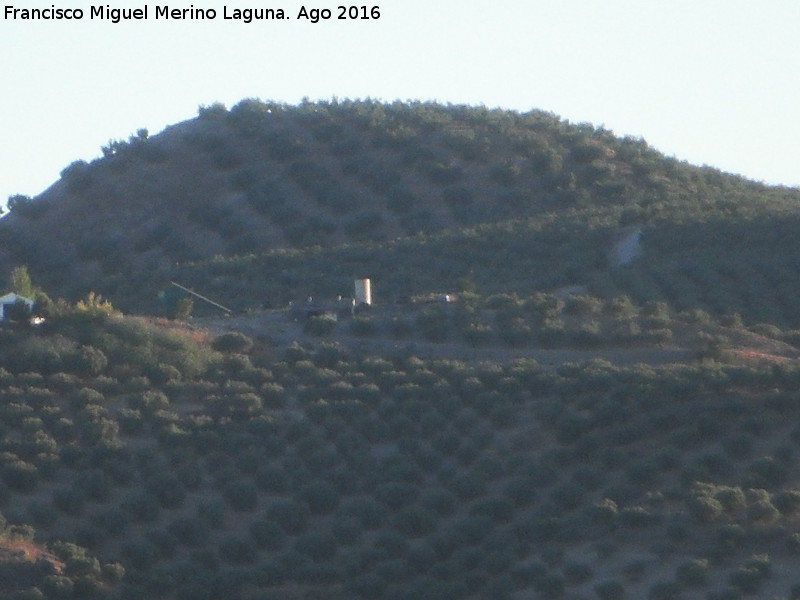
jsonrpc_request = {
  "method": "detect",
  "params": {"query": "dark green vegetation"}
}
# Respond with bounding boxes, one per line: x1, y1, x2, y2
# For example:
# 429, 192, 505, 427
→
3, 99, 800, 599
2, 99, 799, 326
4, 307, 800, 598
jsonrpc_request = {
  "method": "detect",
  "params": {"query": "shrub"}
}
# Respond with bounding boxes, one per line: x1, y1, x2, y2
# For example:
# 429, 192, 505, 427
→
389, 315, 414, 338
219, 536, 258, 565
687, 495, 724, 523
375, 481, 419, 510
118, 408, 144, 434
28, 501, 59, 527
327, 517, 360, 547
166, 296, 194, 320
371, 557, 411, 585
304, 315, 337, 336
167, 516, 210, 547
5, 524, 35, 541
706, 587, 744, 600
510, 561, 547, 588
449, 472, 486, 501
2, 460, 39, 492
212, 332, 254, 354
342, 497, 388, 529
255, 465, 289, 492
746, 496, 780, 523
350, 316, 378, 336
504, 476, 537, 507
533, 572, 566, 599
716, 524, 747, 553
6, 194, 35, 216
392, 505, 437, 538
470, 496, 515, 524
59, 159, 92, 191
92, 507, 130, 536
747, 456, 788, 487
78, 469, 113, 502
121, 538, 160, 570
121, 491, 161, 523
427, 160, 463, 185
249, 519, 286, 550
743, 553, 771, 577
222, 481, 258, 512
206, 392, 263, 420
775, 490, 800, 515
72, 576, 100, 598
675, 558, 709, 587
594, 579, 625, 600
145, 528, 178, 559
454, 438, 479, 465
564, 294, 603, 315
564, 562, 593, 584
373, 531, 409, 562
549, 481, 586, 512
431, 429, 461, 456
647, 580, 680, 600
348, 572, 386, 600
482, 573, 514, 600
41, 575, 74, 599
68, 387, 104, 410
694, 332, 731, 361
52, 487, 86, 516
64, 346, 108, 377
713, 486, 746, 512
101, 562, 125, 584
417, 307, 450, 342
420, 489, 457, 517
618, 506, 660, 529
266, 499, 310, 534
299, 481, 340, 515
729, 567, 766, 593
294, 531, 339, 561
146, 475, 186, 510
260, 382, 287, 409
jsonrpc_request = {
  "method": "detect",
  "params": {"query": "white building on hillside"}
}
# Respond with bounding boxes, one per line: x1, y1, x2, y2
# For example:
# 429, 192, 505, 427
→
0, 292, 34, 320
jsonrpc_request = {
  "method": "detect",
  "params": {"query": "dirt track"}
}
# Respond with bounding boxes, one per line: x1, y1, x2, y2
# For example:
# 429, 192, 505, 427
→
187, 309, 697, 369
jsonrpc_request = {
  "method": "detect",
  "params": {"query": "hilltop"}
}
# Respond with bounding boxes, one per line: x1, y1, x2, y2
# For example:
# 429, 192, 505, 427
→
2, 99, 799, 326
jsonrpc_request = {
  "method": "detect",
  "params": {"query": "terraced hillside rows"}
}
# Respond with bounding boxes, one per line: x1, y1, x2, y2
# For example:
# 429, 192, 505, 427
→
4, 306, 800, 599
2, 100, 800, 328
5, 98, 800, 600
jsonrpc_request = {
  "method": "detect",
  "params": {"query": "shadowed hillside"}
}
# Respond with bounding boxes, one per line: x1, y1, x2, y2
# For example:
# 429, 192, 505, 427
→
3, 99, 799, 326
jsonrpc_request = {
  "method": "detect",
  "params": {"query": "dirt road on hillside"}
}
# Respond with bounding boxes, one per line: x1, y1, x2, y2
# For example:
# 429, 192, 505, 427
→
187, 309, 696, 368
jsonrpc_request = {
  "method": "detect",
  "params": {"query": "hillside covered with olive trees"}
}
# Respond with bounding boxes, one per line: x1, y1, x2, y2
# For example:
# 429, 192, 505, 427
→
2, 99, 800, 326
3, 298, 800, 599
4, 100, 800, 600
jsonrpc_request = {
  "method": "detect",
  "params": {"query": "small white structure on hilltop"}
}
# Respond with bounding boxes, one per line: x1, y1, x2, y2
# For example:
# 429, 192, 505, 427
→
0, 292, 34, 320
354, 278, 372, 306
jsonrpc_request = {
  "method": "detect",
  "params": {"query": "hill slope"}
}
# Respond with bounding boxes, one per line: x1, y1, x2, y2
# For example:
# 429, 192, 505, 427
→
3, 99, 800, 325
3, 309, 800, 599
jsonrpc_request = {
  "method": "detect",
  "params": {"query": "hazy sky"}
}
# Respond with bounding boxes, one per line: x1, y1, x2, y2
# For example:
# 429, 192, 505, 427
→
2, 0, 799, 212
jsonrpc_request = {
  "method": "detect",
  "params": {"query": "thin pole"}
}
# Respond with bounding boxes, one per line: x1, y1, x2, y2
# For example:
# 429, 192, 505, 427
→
170, 281, 233, 314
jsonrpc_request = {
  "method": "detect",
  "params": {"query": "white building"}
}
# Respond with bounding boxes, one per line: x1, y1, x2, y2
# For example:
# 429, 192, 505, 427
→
0, 292, 35, 320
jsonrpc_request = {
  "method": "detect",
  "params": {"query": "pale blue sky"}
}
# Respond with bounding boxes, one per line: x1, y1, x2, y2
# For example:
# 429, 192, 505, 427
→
2, 0, 799, 212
